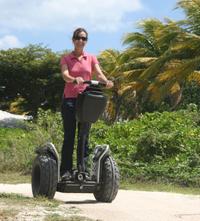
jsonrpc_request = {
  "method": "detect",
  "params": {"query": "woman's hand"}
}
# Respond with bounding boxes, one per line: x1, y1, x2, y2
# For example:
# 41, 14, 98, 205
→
106, 80, 114, 89
74, 77, 84, 84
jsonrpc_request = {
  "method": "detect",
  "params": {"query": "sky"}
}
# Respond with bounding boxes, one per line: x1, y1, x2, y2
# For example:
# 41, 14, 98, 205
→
0, 0, 185, 55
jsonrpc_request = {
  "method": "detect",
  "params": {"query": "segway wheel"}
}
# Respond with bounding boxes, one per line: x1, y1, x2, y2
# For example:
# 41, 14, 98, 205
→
31, 155, 58, 199
94, 156, 119, 202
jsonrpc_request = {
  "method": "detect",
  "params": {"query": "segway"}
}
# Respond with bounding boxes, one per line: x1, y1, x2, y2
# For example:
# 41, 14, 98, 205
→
31, 80, 120, 202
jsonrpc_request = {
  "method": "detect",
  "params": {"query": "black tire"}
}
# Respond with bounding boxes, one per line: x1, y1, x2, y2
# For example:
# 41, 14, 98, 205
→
94, 156, 120, 202
31, 154, 58, 199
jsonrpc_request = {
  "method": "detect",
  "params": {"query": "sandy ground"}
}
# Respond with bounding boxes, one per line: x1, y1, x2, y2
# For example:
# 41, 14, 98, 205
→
0, 183, 200, 221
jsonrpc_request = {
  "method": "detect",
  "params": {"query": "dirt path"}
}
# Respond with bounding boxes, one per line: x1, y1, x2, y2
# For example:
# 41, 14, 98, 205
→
0, 183, 200, 221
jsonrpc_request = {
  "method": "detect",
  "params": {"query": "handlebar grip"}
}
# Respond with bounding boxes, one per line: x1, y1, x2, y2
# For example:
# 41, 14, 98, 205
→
83, 80, 107, 87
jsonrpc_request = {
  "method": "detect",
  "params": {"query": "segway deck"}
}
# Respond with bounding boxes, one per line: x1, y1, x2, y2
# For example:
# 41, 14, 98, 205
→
57, 180, 98, 193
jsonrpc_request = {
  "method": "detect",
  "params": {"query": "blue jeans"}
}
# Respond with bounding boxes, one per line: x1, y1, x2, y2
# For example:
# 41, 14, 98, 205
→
60, 98, 90, 174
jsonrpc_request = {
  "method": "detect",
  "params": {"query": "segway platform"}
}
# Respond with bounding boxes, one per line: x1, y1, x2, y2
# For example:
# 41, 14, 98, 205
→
57, 180, 97, 193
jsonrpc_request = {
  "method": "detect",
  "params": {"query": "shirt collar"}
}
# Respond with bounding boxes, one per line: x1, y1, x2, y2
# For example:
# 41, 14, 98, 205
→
70, 51, 87, 60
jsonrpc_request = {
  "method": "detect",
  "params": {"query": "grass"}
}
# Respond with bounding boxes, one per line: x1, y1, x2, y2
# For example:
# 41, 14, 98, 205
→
0, 193, 98, 221
0, 193, 60, 220
44, 214, 99, 221
121, 179, 200, 195
0, 192, 61, 207
0, 172, 30, 183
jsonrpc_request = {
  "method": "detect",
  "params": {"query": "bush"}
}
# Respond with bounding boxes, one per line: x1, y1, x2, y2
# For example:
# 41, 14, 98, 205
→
1, 107, 200, 187
91, 107, 200, 186
0, 109, 63, 173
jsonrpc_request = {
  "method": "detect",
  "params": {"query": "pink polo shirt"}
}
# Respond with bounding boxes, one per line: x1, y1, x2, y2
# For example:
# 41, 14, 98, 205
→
60, 52, 99, 98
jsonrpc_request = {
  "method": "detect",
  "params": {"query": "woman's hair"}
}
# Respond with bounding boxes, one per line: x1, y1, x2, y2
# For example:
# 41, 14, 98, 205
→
72, 28, 88, 40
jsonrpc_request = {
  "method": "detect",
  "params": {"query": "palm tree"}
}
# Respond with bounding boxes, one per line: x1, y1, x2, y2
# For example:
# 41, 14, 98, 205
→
148, 32, 200, 107
98, 49, 137, 121
176, 0, 200, 35
143, 0, 200, 107
100, 1, 200, 116
121, 19, 185, 109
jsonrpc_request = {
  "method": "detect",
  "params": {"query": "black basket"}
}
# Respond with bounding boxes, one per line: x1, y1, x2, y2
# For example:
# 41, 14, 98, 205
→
76, 87, 107, 123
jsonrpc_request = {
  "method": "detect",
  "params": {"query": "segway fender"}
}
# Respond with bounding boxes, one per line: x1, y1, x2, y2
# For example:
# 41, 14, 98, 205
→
35, 142, 60, 181
93, 145, 110, 183
35, 143, 58, 159
93, 145, 110, 161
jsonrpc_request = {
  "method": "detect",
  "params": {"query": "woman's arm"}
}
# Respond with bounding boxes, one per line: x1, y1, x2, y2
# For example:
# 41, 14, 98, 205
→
94, 63, 113, 88
61, 64, 84, 84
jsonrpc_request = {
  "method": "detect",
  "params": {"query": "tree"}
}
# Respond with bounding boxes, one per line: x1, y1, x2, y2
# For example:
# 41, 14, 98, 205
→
98, 49, 137, 121
177, 0, 200, 35
122, 13, 200, 110
0, 44, 64, 114
121, 19, 183, 110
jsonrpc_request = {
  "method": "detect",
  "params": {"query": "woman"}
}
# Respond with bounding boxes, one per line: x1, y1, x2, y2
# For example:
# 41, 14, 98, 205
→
60, 27, 113, 180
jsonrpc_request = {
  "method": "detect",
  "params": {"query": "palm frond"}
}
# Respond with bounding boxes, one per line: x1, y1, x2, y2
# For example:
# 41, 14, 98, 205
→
139, 50, 172, 81
137, 19, 164, 38
176, 0, 200, 34
187, 71, 200, 84
123, 69, 144, 81
170, 82, 181, 94
149, 79, 177, 103
119, 82, 144, 95
122, 32, 155, 51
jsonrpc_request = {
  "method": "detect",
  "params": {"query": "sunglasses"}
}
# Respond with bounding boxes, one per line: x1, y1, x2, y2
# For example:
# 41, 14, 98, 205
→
74, 36, 88, 41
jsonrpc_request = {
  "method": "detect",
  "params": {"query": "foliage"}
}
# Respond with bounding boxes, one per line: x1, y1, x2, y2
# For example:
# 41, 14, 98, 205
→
0, 109, 63, 173
0, 44, 64, 115
179, 81, 200, 109
122, 18, 197, 111
118, 1, 200, 114
0, 127, 37, 172
1, 108, 200, 187
90, 106, 200, 186
177, 0, 200, 35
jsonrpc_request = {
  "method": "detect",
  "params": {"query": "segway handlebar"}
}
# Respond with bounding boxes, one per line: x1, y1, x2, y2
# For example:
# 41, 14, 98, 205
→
83, 80, 107, 87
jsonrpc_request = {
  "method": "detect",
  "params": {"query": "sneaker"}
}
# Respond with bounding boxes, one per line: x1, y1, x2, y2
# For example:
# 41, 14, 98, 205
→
61, 171, 72, 181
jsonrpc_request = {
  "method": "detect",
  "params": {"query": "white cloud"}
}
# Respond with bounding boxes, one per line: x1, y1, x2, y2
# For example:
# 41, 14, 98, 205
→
0, 0, 143, 32
0, 35, 23, 50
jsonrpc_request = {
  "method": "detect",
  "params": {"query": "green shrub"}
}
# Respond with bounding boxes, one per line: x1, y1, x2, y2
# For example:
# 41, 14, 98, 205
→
0, 109, 63, 173
1, 107, 200, 187
0, 127, 36, 172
